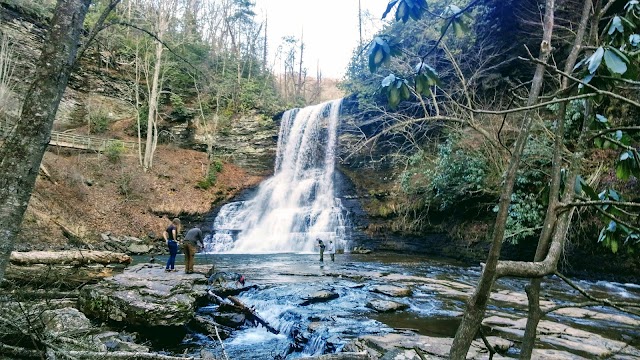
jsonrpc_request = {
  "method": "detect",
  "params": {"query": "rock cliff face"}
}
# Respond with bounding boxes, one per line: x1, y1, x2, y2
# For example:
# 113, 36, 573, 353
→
190, 114, 278, 176
0, 4, 44, 119
0, 4, 135, 128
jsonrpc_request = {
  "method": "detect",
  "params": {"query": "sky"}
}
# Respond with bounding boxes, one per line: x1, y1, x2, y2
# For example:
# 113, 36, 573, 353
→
253, 0, 391, 79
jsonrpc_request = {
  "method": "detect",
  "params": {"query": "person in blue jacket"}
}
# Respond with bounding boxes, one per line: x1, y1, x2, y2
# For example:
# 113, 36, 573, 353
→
163, 218, 181, 272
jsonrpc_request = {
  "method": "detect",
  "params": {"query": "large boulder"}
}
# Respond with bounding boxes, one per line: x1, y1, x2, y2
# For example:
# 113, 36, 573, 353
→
78, 264, 208, 327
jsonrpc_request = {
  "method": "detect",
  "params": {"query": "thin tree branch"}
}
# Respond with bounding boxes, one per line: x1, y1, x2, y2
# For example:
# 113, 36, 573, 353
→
544, 301, 640, 315
343, 115, 466, 161
560, 200, 640, 209
590, 126, 640, 141
478, 329, 497, 360
543, 301, 601, 314
592, 203, 640, 233
598, 76, 640, 86
460, 93, 596, 115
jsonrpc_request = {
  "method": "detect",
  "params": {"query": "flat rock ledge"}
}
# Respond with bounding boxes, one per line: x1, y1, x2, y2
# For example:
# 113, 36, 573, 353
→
78, 264, 208, 327
341, 332, 513, 360
484, 315, 640, 359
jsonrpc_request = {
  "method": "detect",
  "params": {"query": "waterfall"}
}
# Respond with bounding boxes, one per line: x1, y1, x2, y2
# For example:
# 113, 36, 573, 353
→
207, 99, 349, 253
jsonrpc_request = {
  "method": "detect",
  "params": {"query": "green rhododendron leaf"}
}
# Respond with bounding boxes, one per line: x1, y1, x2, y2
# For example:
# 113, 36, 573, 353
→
604, 49, 628, 75
587, 47, 604, 74
608, 16, 624, 35
382, 0, 399, 19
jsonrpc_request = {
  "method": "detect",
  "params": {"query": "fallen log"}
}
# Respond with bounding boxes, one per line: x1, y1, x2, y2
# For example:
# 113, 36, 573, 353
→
4, 264, 123, 287
227, 295, 279, 334
206, 290, 232, 305
10, 250, 131, 266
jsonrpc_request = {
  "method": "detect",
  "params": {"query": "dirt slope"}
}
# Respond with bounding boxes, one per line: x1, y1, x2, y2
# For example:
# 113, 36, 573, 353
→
17, 144, 264, 251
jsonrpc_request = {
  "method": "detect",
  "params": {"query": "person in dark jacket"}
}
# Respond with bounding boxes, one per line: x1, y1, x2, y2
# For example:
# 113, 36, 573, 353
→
183, 227, 204, 274
317, 239, 325, 262
163, 218, 181, 272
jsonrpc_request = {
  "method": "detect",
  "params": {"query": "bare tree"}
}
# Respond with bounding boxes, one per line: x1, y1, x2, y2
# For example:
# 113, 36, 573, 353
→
141, 0, 177, 170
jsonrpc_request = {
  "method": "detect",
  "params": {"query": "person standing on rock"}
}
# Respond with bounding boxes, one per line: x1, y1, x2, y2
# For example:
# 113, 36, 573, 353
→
317, 239, 325, 262
327, 240, 335, 262
183, 227, 204, 274
163, 218, 181, 272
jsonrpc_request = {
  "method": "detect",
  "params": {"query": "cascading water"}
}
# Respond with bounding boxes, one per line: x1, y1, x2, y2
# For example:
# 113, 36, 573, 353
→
207, 99, 349, 253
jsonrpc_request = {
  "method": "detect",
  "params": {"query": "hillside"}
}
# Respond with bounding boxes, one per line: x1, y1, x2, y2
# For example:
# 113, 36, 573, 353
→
17, 143, 264, 251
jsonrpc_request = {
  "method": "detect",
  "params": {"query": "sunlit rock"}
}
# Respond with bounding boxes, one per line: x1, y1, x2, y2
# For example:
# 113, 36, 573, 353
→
371, 285, 412, 297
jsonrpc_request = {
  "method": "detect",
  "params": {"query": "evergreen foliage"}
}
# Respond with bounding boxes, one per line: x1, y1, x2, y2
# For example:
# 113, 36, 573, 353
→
345, 0, 640, 254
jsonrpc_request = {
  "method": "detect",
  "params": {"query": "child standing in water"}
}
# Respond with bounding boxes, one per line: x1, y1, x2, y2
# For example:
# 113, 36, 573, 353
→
327, 240, 335, 262
163, 218, 181, 272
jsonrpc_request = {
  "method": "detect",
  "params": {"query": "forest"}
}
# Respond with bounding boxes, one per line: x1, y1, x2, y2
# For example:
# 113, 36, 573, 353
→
0, 0, 639, 359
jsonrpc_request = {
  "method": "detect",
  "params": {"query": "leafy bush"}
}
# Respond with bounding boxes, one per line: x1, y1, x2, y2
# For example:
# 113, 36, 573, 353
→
196, 161, 224, 190
212, 159, 223, 173
89, 110, 109, 134
104, 141, 125, 163
196, 171, 217, 190
169, 93, 191, 119
497, 192, 546, 244
428, 137, 487, 210
546, 99, 586, 142
501, 135, 553, 243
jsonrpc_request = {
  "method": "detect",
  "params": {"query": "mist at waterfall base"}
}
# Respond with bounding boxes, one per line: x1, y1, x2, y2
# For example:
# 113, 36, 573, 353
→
207, 99, 349, 254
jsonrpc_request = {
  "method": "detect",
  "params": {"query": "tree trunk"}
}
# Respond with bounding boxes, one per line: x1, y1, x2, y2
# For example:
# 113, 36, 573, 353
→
518, 1, 593, 358
143, 38, 164, 170
358, 0, 363, 51
449, 1, 556, 358
297, 30, 304, 98
0, 0, 92, 283
263, 14, 268, 72
143, 0, 174, 170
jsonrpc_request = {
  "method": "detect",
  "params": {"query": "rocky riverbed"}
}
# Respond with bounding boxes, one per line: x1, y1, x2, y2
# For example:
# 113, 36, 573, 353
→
2, 252, 639, 359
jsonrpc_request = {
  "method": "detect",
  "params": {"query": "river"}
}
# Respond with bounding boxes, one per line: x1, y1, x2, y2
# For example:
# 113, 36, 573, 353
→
151, 252, 640, 359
